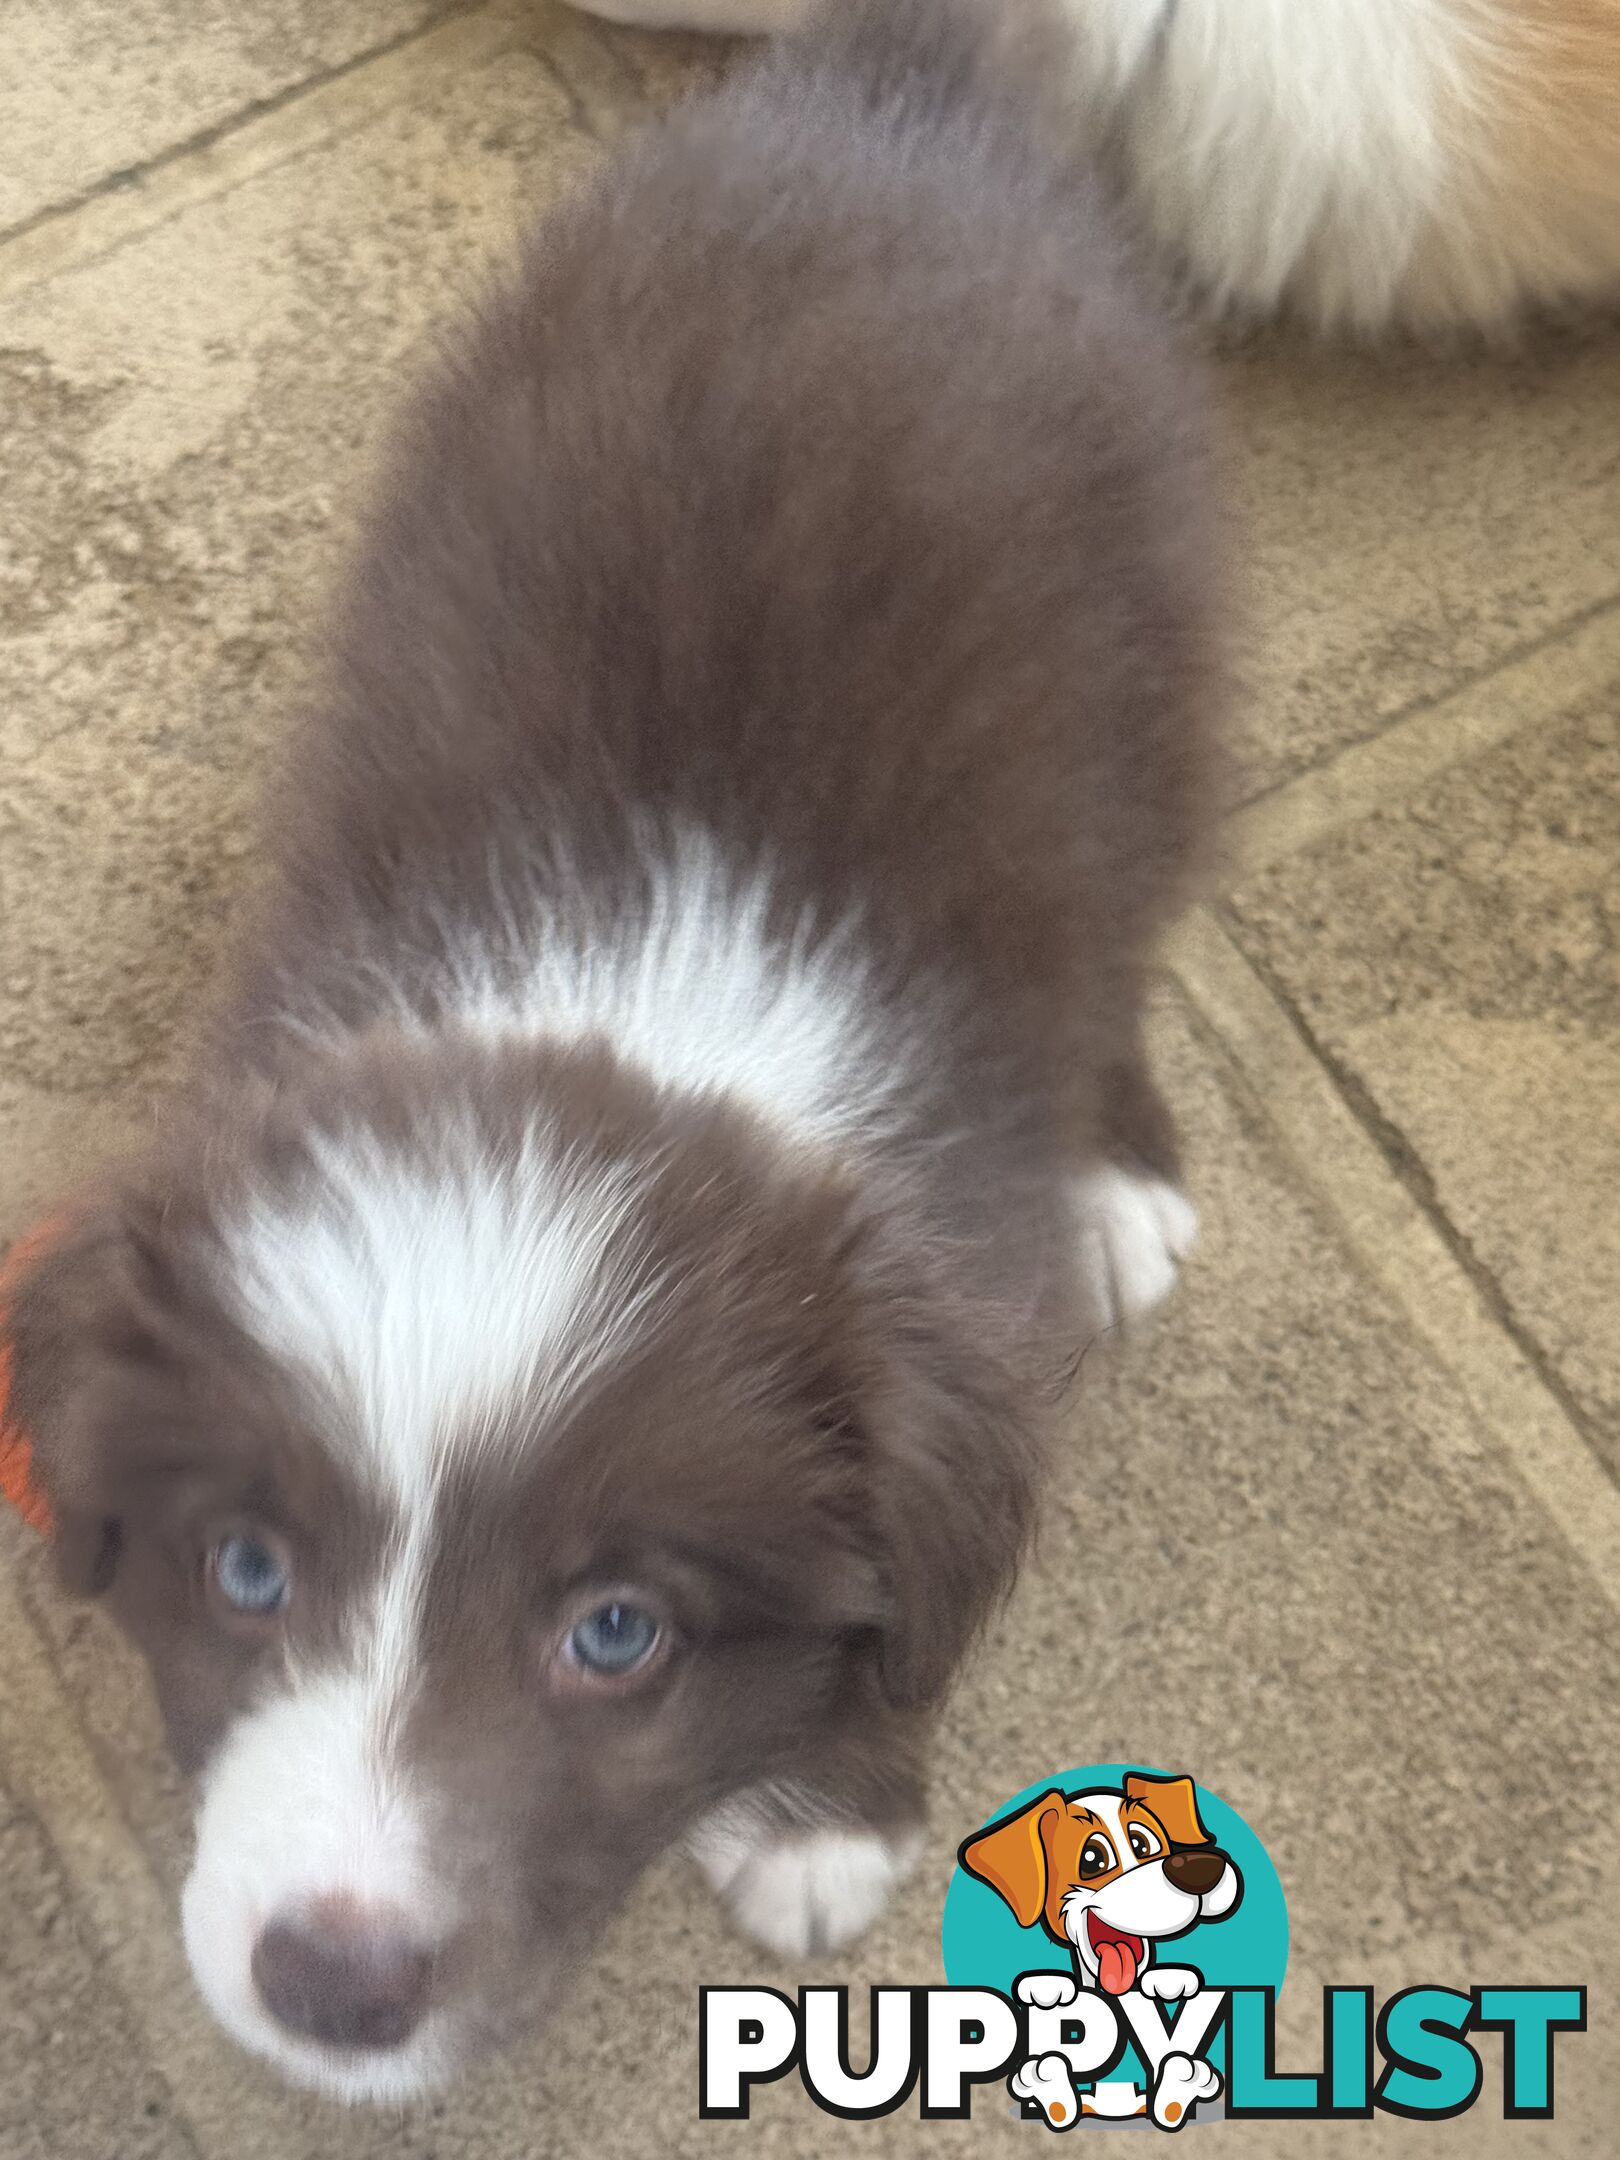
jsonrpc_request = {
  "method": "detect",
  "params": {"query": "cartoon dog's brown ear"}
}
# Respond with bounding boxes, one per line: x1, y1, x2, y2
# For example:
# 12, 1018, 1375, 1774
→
1126, 1772, 1212, 1848
959, 1790, 1063, 1928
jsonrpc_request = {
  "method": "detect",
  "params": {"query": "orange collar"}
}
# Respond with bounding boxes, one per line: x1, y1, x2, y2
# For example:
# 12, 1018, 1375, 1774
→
0, 1223, 58, 1537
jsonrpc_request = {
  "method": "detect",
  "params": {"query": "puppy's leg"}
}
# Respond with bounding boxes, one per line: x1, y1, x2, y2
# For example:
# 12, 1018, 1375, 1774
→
1069, 1048, 1198, 1332
689, 1715, 927, 1959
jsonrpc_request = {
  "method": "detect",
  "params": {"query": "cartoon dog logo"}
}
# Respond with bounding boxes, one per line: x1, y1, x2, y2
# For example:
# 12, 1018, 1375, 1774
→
960, 1772, 1242, 2129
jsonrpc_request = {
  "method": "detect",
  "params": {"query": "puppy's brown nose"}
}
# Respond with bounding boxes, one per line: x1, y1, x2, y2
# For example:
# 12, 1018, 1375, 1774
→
1163, 1848, 1226, 1897
252, 1898, 434, 2050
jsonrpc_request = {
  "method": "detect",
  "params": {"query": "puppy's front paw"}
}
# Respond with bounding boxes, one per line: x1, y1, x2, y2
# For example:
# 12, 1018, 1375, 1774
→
691, 1814, 921, 1959
1151, 2052, 1221, 2130
1071, 1163, 1198, 1328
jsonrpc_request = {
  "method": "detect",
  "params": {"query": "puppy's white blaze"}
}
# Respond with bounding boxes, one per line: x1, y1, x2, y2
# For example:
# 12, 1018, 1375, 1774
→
361, 1504, 436, 1759
200, 1128, 672, 2089
187, 1667, 443, 1931
181, 1484, 476, 2099
224, 1123, 663, 1495
181, 1652, 455, 2099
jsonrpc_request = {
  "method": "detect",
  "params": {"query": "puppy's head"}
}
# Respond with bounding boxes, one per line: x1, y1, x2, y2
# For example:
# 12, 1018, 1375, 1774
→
960, 1774, 1241, 1994
9, 1034, 1039, 2099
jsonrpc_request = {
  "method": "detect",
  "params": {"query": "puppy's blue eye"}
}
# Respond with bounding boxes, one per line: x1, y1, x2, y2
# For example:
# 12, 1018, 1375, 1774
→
210, 1533, 291, 1616
565, 1602, 661, 1677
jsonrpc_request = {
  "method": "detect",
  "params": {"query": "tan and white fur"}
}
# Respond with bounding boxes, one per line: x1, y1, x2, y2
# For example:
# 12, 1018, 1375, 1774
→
573, 0, 1620, 335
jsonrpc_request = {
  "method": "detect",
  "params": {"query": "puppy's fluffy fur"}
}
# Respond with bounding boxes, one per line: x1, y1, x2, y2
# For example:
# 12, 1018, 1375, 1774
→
10, 0, 1221, 2102
580, 0, 1620, 335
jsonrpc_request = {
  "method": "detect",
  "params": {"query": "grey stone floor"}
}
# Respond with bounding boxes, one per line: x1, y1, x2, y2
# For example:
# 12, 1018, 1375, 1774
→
2, 5, 1617, 2155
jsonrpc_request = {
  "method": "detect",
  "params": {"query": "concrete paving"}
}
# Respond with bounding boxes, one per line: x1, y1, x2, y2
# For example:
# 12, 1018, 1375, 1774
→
2, 4, 1616, 2154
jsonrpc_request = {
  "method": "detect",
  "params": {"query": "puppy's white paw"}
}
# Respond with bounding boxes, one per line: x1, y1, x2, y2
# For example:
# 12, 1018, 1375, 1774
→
1072, 1163, 1198, 1328
1138, 1964, 1201, 2003
1010, 2052, 1081, 2130
1152, 2051, 1221, 2130
1016, 1971, 1080, 2011
691, 1812, 921, 1959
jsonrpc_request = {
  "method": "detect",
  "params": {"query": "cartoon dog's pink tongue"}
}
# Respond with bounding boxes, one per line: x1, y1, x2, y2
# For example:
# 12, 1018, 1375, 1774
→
1086, 1913, 1145, 1995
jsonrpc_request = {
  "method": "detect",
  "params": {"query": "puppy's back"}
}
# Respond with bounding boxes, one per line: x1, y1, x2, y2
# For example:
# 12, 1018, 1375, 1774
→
271, 0, 1222, 1079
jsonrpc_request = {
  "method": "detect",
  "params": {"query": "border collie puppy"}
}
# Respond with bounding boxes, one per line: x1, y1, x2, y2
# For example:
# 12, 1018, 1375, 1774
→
9, 0, 1221, 2103
578, 0, 1620, 336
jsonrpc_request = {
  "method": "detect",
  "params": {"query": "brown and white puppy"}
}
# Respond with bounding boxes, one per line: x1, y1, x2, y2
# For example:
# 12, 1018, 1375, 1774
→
575, 0, 1620, 337
7, 0, 1222, 2104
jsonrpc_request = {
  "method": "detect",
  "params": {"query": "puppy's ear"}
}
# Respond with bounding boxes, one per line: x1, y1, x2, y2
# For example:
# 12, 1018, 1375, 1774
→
857, 1273, 1042, 1713
959, 1791, 1063, 1928
1125, 1772, 1212, 1849
3, 1198, 172, 1597
763, 1179, 1042, 1707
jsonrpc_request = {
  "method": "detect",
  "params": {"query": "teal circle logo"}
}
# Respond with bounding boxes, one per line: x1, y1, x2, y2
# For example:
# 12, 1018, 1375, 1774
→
942, 1765, 1287, 2107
